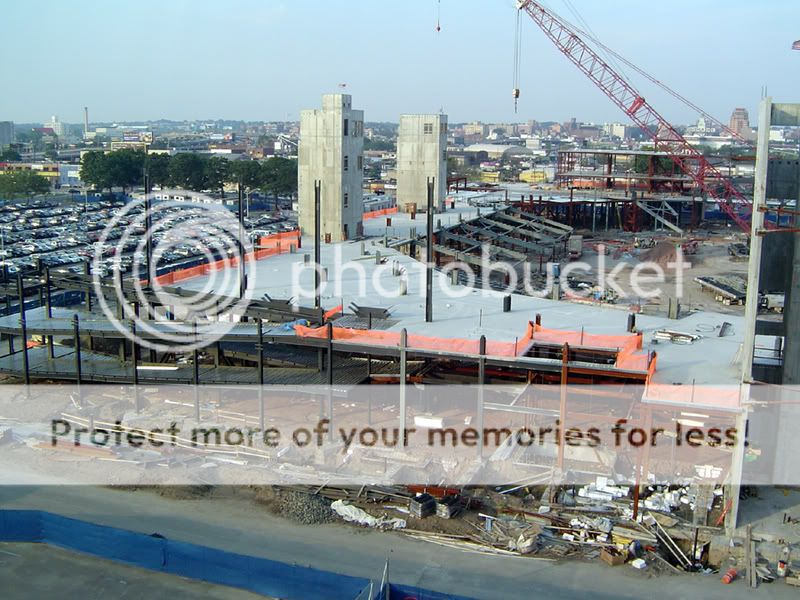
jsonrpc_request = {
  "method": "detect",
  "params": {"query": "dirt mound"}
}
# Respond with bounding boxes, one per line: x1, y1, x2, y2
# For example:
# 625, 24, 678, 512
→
641, 241, 702, 269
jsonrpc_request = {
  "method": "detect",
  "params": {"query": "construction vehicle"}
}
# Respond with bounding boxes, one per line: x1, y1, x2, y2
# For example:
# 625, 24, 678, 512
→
681, 240, 699, 255
728, 242, 750, 260
759, 293, 785, 313
568, 234, 583, 260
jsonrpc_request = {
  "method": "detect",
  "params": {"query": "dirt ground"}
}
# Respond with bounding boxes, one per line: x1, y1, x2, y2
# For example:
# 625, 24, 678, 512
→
569, 231, 750, 316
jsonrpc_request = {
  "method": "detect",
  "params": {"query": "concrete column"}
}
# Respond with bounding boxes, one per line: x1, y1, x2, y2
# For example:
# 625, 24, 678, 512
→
193, 319, 200, 423
72, 314, 82, 385
399, 329, 407, 446
783, 233, 800, 384
741, 97, 772, 383
730, 97, 773, 534
477, 335, 486, 457
17, 274, 29, 385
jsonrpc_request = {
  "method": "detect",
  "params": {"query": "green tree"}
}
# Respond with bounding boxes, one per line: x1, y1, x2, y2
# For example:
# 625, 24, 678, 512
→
0, 149, 21, 162
80, 151, 113, 191
632, 155, 674, 175
168, 153, 207, 191
0, 171, 50, 198
145, 153, 172, 188
228, 160, 262, 190
203, 156, 230, 196
106, 149, 146, 191
260, 157, 297, 199
363, 138, 395, 152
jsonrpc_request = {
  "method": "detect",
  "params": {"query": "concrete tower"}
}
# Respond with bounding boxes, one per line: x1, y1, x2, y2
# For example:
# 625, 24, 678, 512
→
396, 114, 448, 211
298, 93, 364, 242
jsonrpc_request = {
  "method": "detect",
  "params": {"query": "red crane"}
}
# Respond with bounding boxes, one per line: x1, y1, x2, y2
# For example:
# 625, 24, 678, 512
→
517, 0, 753, 232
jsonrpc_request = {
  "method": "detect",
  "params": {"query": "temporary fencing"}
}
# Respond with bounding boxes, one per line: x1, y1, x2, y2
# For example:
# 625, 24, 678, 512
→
150, 229, 300, 287
294, 320, 654, 374
362, 206, 398, 221
0, 509, 369, 600
0, 509, 478, 600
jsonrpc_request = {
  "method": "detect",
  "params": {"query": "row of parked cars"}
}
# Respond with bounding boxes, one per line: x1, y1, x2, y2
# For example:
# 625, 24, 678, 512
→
0, 198, 297, 278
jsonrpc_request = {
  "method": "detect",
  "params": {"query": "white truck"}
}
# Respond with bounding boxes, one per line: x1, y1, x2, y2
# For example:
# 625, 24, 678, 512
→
568, 235, 583, 260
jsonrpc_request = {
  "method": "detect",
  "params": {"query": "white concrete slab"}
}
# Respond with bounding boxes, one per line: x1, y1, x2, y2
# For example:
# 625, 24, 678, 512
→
181, 236, 745, 386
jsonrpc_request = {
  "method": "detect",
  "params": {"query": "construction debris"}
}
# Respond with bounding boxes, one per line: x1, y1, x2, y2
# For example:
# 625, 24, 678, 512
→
276, 490, 335, 525
653, 329, 702, 344
410, 493, 437, 519
331, 500, 406, 530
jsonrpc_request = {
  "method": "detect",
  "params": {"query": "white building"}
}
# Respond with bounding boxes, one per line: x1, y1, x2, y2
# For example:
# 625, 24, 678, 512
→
603, 122, 628, 139
44, 115, 65, 138
298, 94, 364, 242
396, 114, 447, 211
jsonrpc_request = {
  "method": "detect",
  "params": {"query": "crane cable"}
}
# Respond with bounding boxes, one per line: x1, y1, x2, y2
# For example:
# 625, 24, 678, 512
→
561, 0, 633, 86
436, 0, 441, 32
554, 0, 746, 143
512, 8, 522, 113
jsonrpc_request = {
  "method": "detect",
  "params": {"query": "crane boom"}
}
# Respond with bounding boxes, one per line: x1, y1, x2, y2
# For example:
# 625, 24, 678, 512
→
518, 0, 753, 232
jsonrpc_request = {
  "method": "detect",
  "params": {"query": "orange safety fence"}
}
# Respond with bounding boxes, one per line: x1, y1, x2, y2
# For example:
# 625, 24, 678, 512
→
147, 229, 300, 287
530, 323, 651, 373
295, 320, 655, 375
323, 304, 343, 321
362, 206, 398, 221
645, 383, 741, 410
294, 324, 521, 357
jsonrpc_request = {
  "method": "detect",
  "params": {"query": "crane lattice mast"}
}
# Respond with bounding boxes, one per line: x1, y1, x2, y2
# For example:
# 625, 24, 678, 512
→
517, 0, 753, 232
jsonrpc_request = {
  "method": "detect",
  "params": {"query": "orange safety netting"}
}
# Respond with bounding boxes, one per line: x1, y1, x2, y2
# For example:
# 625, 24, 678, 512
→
645, 383, 741, 410
323, 304, 343, 321
294, 321, 652, 373
529, 323, 650, 371
363, 206, 398, 221
148, 230, 300, 287
294, 324, 524, 357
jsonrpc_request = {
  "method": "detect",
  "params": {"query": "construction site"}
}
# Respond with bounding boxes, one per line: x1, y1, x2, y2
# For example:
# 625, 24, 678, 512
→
1, 2, 799, 599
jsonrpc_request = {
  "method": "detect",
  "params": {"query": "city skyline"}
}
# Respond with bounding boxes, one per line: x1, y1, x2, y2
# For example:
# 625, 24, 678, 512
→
2, 0, 799, 126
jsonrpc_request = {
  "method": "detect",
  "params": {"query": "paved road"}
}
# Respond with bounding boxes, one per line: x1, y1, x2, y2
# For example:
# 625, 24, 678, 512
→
0, 486, 793, 600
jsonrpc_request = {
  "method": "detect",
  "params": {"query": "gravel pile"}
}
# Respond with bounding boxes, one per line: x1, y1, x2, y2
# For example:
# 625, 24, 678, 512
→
277, 491, 334, 524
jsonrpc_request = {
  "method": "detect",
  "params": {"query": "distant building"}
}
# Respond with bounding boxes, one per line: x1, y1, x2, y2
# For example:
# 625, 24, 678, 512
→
298, 93, 364, 242
603, 122, 628, 139
463, 122, 488, 137
729, 108, 751, 138
0, 162, 60, 188
463, 144, 532, 161
0, 122, 14, 148
44, 115, 65, 138
396, 114, 447, 211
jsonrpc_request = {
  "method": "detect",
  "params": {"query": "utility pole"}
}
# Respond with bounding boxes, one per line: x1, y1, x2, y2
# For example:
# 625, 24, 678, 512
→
314, 180, 322, 310
238, 180, 246, 299
425, 177, 434, 323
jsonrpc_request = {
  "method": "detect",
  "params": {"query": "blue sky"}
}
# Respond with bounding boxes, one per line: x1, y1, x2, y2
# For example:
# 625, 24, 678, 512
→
2, 0, 799, 125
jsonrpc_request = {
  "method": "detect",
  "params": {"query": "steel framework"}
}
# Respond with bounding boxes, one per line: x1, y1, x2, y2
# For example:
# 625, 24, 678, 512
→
518, 0, 753, 232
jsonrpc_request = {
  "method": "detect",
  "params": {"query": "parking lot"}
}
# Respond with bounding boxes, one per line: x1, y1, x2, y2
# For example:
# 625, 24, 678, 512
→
0, 197, 297, 279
